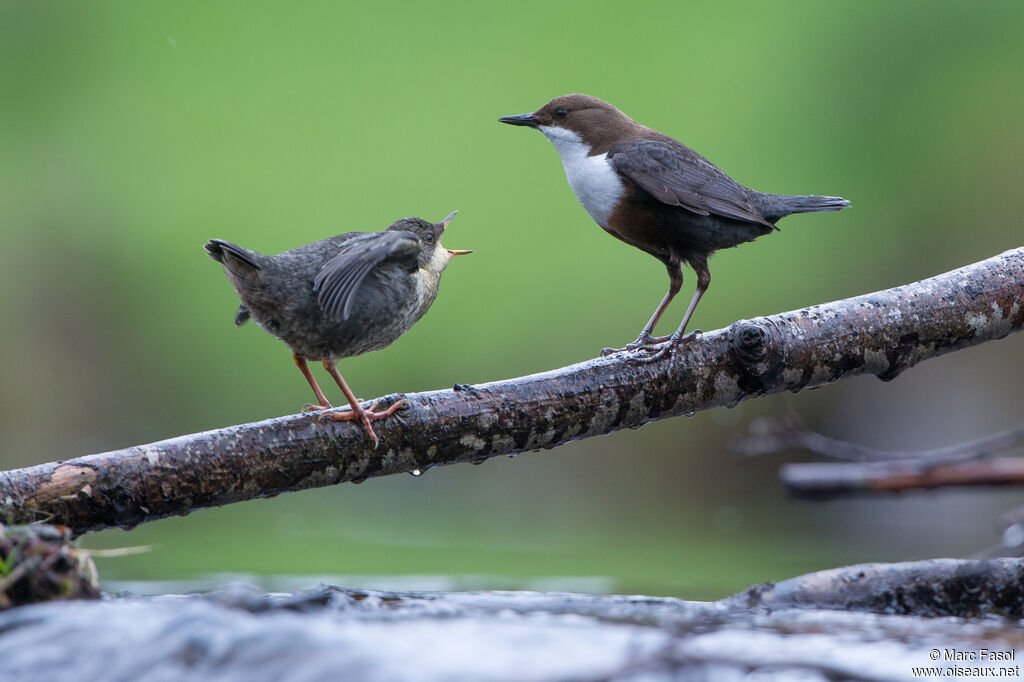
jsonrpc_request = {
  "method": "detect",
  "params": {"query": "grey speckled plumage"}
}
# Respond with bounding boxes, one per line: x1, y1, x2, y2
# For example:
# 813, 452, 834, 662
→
205, 213, 471, 445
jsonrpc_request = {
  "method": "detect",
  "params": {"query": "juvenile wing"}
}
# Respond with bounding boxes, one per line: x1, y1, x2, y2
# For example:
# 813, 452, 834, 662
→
313, 231, 421, 321
608, 139, 772, 227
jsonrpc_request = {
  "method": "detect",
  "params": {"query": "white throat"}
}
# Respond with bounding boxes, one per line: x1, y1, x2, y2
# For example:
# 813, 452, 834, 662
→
418, 246, 451, 290
538, 125, 624, 229
415, 247, 451, 315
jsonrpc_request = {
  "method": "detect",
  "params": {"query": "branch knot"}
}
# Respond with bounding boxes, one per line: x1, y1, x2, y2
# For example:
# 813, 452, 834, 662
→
730, 320, 771, 366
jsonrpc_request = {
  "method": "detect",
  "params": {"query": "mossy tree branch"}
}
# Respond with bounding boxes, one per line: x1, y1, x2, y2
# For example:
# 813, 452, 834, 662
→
2, 248, 1022, 535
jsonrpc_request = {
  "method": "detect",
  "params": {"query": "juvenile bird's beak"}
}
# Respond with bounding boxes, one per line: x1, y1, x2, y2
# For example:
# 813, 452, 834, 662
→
440, 210, 458, 230
438, 211, 472, 256
498, 113, 539, 128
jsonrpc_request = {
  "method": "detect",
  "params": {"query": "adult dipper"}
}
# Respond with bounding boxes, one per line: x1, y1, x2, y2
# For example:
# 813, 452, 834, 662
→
499, 94, 849, 360
205, 212, 472, 446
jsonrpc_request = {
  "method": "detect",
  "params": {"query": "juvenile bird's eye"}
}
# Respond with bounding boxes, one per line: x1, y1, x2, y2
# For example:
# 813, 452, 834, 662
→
555, 108, 568, 117
423, 233, 434, 243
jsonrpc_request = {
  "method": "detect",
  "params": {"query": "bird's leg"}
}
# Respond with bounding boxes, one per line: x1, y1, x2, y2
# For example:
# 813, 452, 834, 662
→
638, 263, 710, 364
295, 353, 333, 412
601, 258, 682, 356
321, 358, 408, 448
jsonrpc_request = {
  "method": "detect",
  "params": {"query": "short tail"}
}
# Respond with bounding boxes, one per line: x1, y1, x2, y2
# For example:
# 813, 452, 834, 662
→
204, 239, 263, 271
757, 194, 851, 222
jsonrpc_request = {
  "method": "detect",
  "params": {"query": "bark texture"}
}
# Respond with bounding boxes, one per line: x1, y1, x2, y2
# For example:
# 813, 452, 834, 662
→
2, 248, 1022, 534
724, 557, 1024, 618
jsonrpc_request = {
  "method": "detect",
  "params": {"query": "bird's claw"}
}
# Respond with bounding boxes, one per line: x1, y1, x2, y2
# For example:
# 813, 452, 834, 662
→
634, 345, 673, 364
600, 332, 673, 357
306, 398, 373, 413
630, 330, 701, 364
327, 399, 411, 449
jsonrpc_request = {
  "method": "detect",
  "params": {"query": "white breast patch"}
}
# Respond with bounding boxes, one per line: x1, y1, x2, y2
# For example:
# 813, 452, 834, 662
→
539, 125, 624, 229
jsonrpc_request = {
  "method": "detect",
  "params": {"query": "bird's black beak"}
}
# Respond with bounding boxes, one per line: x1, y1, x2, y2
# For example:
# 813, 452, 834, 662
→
498, 113, 539, 128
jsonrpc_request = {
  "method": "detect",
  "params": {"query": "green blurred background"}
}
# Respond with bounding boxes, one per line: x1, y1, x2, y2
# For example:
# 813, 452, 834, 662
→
1, 1, 1021, 599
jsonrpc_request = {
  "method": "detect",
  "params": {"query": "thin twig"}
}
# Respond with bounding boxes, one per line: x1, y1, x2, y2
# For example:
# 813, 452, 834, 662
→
734, 407, 1024, 498
781, 457, 1024, 499
732, 410, 1024, 463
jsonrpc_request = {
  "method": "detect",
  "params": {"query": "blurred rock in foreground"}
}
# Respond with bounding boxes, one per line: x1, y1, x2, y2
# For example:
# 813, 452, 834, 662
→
2, 559, 1024, 681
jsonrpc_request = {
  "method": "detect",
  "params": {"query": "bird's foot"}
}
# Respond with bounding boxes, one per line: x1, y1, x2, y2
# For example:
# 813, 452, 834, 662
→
328, 399, 410, 449
303, 398, 372, 412
600, 332, 672, 357
633, 330, 701, 364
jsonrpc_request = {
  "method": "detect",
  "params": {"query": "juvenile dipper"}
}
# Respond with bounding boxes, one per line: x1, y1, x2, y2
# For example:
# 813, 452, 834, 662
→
205, 212, 472, 446
500, 94, 849, 360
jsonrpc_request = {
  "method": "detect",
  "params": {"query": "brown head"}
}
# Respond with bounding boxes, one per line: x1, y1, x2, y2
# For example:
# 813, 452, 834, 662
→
499, 94, 643, 152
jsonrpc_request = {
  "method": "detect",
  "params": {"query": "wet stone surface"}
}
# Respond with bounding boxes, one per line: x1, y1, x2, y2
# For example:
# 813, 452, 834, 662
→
1, 570, 1023, 681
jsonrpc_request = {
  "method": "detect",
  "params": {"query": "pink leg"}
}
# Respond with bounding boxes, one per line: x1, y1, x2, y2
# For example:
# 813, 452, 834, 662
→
322, 359, 407, 448
294, 353, 332, 410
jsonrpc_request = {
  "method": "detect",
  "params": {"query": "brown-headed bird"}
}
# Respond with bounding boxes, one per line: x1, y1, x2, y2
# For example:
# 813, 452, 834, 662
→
500, 94, 849, 360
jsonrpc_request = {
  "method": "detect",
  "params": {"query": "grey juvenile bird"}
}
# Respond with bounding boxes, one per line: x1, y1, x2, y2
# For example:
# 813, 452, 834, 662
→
500, 94, 849, 360
205, 212, 472, 446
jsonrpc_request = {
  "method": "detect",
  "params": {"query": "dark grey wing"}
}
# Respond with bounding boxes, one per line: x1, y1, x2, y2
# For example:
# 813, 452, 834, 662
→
313, 231, 421, 321
608, 139, 772, 227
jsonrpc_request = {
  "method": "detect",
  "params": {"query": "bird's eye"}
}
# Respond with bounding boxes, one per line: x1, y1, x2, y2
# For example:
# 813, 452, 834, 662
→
423, 233, 434, 243
555, 108, 568, 117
